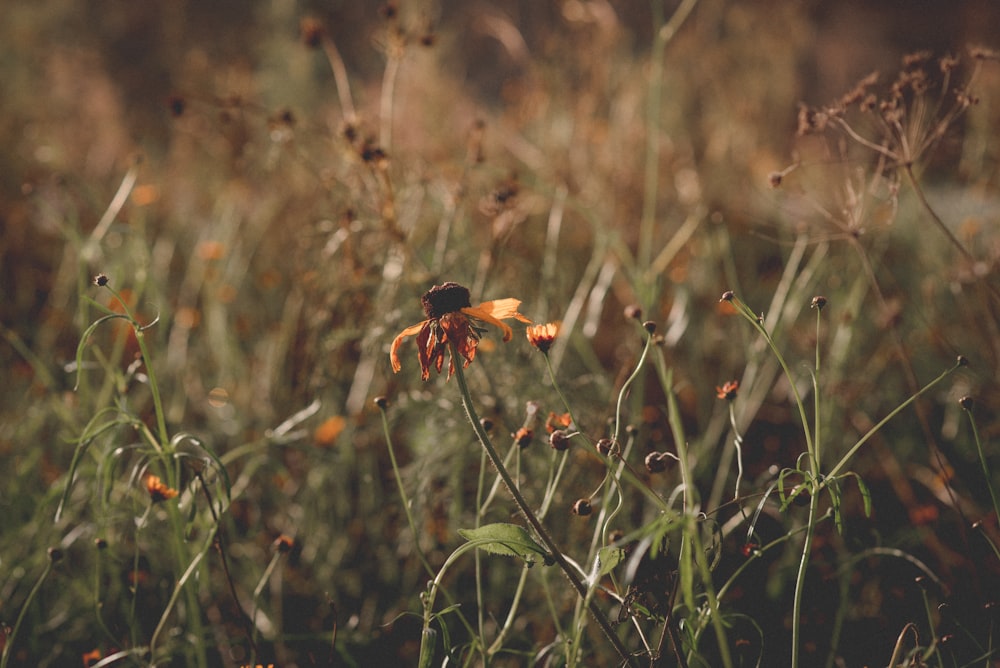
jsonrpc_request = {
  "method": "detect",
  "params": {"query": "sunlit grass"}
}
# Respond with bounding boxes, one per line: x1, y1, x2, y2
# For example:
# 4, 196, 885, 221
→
1, 3, 999, 666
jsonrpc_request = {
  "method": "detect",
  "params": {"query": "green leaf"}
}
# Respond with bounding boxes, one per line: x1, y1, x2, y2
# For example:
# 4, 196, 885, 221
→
458, 523, 547, 562
597, 545, 627, 577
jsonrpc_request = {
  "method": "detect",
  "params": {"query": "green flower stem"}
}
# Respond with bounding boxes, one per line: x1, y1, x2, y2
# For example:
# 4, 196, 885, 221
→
790, 479, 820, 668
100, 283, 170, 455
728, 402, 745, 505
963, 405, 1000, 524
249, 549, 285, 657
0, 556, 55, 668
377, 404, 435, 578
729, 295, 816, 473
450, 345, 638, 668
813, 303, 823, 469
825, 359, 962, 481
659, 356, 733, 668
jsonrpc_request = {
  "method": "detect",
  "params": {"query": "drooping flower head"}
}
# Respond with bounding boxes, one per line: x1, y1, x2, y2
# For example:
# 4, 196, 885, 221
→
390, 282, 531, 380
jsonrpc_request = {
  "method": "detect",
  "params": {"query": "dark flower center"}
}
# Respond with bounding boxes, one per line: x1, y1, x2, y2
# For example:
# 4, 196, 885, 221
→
422, 282, 472, 319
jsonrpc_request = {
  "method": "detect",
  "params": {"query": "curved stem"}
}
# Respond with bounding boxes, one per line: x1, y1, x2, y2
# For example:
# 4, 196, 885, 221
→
791, 481, 820, 668
450, 346, 638, 667
0, 558, 54, 668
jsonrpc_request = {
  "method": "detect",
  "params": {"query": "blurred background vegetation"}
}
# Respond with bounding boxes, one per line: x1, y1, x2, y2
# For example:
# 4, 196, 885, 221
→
2, 1, 999, 666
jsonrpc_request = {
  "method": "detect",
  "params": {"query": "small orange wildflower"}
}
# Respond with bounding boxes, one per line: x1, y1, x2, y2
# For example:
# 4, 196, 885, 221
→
390, 282, 531, 380
145, 474, 179, 502
716, 380, 740, 401
273, 535, 295, 553
313, 415, 346, 447
526, 321, 560, 354
545, 411, 572, 434
82, 649, 103, 667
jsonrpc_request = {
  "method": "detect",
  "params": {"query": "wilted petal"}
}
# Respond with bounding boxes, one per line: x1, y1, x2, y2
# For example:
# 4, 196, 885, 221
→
390, 320, 429, 373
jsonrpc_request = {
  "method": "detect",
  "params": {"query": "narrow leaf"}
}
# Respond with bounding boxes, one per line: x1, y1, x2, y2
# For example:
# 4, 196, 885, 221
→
458, 523, 547, 562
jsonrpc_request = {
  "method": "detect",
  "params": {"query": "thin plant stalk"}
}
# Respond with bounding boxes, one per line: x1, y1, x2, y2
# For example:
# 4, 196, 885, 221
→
962, 401, 1000, 523
449, 342, 638, 668
0, 554, 55, 668
825, 359, 963, 481
660, 356, 733, 668
377, 402, 436, 578
790, 480, 821, 668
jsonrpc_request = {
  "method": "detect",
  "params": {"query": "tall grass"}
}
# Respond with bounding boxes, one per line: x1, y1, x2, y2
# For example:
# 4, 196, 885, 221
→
1, 2, 999, 666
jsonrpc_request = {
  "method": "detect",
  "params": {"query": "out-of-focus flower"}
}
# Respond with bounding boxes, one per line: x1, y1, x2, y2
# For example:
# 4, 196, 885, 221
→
716, 380, 740, 401
145, 474, 179, 502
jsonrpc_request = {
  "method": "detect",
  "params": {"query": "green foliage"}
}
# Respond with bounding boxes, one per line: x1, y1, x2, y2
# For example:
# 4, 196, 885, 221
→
1, 2, 999, 667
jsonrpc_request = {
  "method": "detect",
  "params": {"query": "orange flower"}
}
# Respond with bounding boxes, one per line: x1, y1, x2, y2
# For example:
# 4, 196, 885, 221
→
313, 415, 346, 447
145, 474, 179, 502
715, 380, 740, 401
390, 282, 530, 380
526, 322, 560, 354
545, 411, 572, 434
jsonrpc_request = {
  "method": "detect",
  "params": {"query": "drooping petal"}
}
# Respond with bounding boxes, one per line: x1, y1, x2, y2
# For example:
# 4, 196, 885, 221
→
462, 298, 530, 342
390, 320, 430, 373
416, 321, 443, 380
440, 312, 478, 374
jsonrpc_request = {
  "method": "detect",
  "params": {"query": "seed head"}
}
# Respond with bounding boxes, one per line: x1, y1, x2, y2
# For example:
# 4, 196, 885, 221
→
959, 396, 974, 411
644, 451, 671, 473
720, 290, 734, 302
643, 321, 657, 334
624, 304, 643, 321
300, 17, 325, 49
596, 438, 615, 456
167, 95, 186, 117
514, 427, 534, 449
274, 535, 295, 553
374, 396, 389, 410
549, 429, 571, 451
811, 295, 828, 310
93, 273, 109, 287
572, 499, 592, 516
422, 282, 472, 319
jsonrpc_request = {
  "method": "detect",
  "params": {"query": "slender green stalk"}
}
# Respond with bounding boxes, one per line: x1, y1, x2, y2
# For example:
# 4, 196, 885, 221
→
727, 295, 816, 470
1, 554, 56, 668
962, 401, 1000, 523
450, 344, 638, 668
813, 301, 824, 468
826, 359, 963, 481
660, 356, 733, 668
475, 446, 488, 666
149, 511, 214, 665
249, 549, 286, 657
790, 479, 820, 668
728, 402, 745, 505
377, 402, 435, 577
